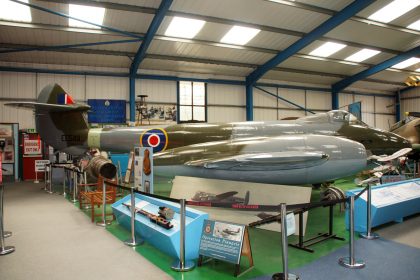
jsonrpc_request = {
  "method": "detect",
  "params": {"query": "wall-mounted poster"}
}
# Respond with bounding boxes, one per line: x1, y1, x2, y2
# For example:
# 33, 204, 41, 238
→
0, 124, 15, 163
87, 99, 126, 124
135, 104, 177, 124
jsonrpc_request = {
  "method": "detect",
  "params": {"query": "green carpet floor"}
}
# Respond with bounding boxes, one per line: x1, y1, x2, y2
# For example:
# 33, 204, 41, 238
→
68, 176, 359, 279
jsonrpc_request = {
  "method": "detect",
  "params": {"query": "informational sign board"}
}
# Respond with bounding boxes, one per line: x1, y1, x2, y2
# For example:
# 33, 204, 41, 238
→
134, 147, 153, 193
199, 219, 245, 264
35, 160, 50, 172
24, 139, 41, 155
87, 99, 126, 124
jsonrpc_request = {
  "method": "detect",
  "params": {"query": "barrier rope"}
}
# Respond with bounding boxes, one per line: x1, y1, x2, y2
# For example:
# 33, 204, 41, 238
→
103, 180, 370, 213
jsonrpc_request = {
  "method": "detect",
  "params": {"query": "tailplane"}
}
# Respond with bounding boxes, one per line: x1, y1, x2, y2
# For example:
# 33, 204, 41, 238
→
5, 84, 90, 156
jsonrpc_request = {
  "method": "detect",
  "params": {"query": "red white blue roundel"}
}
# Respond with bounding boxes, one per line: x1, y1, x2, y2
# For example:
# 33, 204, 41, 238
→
140, 128, 168, 153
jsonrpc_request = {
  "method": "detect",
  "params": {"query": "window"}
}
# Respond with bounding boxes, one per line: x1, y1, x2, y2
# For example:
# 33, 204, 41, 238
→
0, 0, 32, 22
69, 4, 105, 29
178, 81, 206, 123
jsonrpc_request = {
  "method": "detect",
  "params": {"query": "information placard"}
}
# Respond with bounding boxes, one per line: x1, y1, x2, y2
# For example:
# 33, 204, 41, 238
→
199, 219, 245, 264
24, 139, 41, 155
35, 160, 50, 172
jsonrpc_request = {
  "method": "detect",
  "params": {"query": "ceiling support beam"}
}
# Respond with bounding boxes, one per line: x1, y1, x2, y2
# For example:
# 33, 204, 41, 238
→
129, 0, 173, 121
246, 0, 374, 86
246, 84, 253, 121
9, 0, 142, 39
0, 39, 141, 54
255, 86, 315, 114
332, 46, 420, 93
395, 90, 401, 122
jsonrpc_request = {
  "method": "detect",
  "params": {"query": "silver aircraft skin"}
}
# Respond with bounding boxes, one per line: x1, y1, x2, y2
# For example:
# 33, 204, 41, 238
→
5, 84, 411, 185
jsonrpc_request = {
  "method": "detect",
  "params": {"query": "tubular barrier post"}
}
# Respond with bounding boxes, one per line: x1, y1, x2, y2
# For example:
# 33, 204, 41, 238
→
272, 203, 299, 280
47, 164, 53, 194
360, 184, 379, 240
96, 180, 112, 227
124, 187, 143, 246
71, 169, 77, 203
339, 196, 365, 269
0, 184, 15, 255
171, 199, 195, 272
43, 164, 49, 191
62, 168, 67, 197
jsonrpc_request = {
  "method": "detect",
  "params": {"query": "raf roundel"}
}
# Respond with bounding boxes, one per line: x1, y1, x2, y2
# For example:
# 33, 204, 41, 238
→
140, 128, 168, 153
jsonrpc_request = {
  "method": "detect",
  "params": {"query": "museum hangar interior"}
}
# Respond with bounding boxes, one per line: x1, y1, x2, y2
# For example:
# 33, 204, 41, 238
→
0, 0, 420, 279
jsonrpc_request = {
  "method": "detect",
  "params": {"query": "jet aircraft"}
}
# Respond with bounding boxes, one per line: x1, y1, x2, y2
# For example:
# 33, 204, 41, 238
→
5, 84, 411, 185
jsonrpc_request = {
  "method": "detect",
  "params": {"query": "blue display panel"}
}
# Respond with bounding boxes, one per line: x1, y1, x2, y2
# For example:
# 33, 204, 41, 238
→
112, 194, 208, 260
87, 99, 126, 123
346, 178, 420, 232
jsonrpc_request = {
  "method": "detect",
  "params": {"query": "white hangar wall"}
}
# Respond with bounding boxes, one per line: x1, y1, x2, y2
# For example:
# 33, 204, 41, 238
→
400, 88, 420, 119
0, 67, 396, 130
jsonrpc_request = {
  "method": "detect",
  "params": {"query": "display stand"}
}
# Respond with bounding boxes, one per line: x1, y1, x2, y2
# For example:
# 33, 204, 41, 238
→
289, 205, 344, 253
112, 193, 208, 261
346, 178, 420, 232
198, 226, 254, 277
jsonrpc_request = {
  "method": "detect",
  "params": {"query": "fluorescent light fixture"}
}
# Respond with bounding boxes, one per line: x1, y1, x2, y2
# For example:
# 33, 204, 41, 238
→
69, 4, 105, 29
415, 68, 420, 72
220, 26, 260, 45
0, 0, 32, 22
392, 57, 420, 69
407, 19, 420, 31
309, 42, 347, 57
165, 17, 205, 39
345, 49, 381, 62
368, 0, 420, 23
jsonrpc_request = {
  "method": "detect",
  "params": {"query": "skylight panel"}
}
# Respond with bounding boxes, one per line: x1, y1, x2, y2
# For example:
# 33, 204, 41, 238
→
309, 42, 347, 57
407, 19, 420, 31
0, 0, 32, 22
165, 17, 206, 39
368, 0, 420, 23
69, 4, 105, 29
345, 49, 381, 63
220, 26, 260, 45
392, 57, 420, 69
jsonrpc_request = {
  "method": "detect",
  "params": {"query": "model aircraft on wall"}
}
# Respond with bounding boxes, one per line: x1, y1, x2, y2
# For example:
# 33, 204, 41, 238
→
5, 84, 411, 185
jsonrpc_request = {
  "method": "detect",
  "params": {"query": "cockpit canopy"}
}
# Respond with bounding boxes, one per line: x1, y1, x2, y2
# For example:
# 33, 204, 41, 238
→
327, 110, 367, 126
303, 110, 368, 127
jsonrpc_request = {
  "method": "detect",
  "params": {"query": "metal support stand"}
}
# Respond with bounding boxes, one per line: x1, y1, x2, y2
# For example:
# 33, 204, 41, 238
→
0, 184, 15, 255
289, 205, 344, 253
124, 187, 143, 246
171, 199, 195, 272
339, 196, 365, 269
272, 203, 299, 280
96, 180, 111, 227
70, 170, 77, 203
360, 184, 379, 240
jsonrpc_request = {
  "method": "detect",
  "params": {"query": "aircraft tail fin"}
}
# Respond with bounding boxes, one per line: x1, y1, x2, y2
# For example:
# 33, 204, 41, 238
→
5, 84, 90, 155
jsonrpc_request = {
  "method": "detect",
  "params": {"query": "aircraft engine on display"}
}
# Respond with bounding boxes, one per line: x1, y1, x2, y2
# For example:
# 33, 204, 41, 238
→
83, 156, 117, 180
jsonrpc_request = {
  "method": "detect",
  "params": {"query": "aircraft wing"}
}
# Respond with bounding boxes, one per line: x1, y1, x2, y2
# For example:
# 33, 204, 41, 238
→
185, 151, 329, 171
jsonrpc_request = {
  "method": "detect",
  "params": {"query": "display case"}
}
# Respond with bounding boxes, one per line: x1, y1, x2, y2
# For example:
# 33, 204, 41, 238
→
112, 193, 208, 260
346, 178, 420, 232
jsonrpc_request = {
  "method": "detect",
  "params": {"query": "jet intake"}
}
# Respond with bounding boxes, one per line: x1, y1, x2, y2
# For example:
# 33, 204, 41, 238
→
86, 156, 117, 179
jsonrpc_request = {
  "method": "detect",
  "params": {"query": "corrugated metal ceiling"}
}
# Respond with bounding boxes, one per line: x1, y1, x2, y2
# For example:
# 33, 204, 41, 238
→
0, 0, 418, 94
